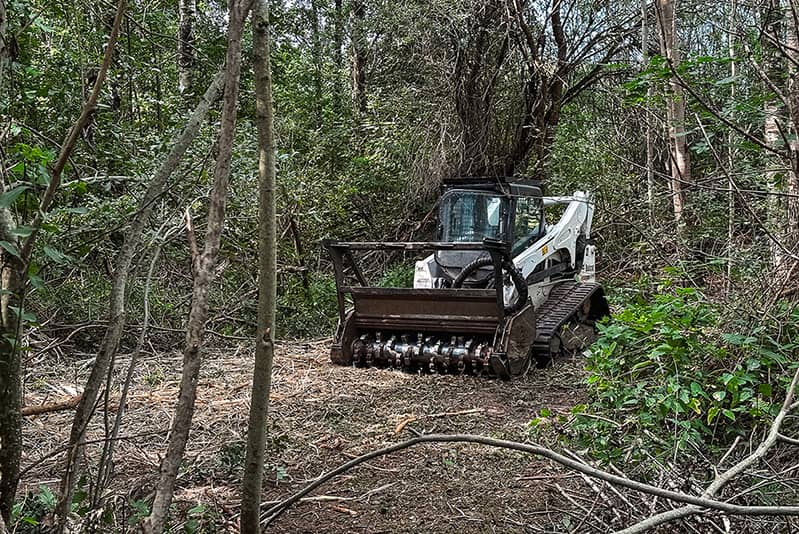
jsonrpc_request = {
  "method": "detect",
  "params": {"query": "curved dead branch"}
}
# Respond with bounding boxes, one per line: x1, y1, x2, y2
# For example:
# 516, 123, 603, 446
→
616, 366, 799, 533
261, 369, 799, 530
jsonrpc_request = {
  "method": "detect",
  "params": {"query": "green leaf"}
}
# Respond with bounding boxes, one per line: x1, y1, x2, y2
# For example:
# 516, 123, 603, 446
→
187, 504, 206, 515
70, 181, 88, 194
11, 225, 33, 237
722, 333, 756, 346
37, 485, 56, 510
714, 75, 739, 86
707, 406, 720, 425
0, 240, 21, 259
570, 404, 587, 414
29, 274, 44, 289
759, 383, 773, 397
43, 246, 70, 264
9, 306, 38, 325
64, 206, 88, 215
746, 358, 761, 371
721, 373, 735, 386
722, 409, 736, 421
8, 162, 24, 177
631, 360, 654, 371
689, 382, 705, 397
712, 390, 726, 402
756, 347, 786, 364
0, 185, 30, 208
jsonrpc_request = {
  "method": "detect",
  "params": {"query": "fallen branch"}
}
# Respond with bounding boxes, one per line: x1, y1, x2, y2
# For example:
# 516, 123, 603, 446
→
19, 430, 167, 478
394, 408, 485, 434
22, 395, 81, 417
288, 483, 396, 504
330, 504, 357, 516
615, 366, 799, 534
260, 430, 799, 527
426, 408, 484, 418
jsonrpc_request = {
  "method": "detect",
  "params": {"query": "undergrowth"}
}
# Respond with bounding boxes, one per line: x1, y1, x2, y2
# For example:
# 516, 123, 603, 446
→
533, 281, 799, 468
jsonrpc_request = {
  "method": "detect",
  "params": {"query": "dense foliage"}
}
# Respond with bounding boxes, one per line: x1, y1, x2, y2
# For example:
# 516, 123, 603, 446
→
3, 0, 799, 531
557, 285, 799, 463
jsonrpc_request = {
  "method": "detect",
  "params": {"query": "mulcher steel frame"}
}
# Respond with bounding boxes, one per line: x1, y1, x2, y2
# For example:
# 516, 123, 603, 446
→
324, 239, 534, 379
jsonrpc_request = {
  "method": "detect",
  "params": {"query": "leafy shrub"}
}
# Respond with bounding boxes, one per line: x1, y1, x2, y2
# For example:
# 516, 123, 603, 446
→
557, 287, 798, 463
276, 272, 338, 338
11, 486, 57, 532
377, 263, 414, 288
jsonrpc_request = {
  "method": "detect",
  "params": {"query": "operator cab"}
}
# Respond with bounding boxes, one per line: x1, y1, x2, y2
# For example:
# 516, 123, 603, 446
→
435, 179, 544, 285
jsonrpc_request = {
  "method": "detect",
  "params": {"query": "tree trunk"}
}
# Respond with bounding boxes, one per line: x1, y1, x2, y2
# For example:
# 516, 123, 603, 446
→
0, 4, 19, 523
453, 1, 507, 176
0, 0, 8, 94
503, 0, 595, 180
310, 0, 323, 128
657, 0, 689, 240
142, 1, 252, 532
643, 0, 655, 224
178, 0, 195, 95
785, 0, 799, 270
350, 0, 367, 117
0, 210, 22, 523
55, 67, 225, 525
450, 0, 630, 180
2, 1, 126, 523
333, 0, 344, 114
530, 0, 566, 180
762, 0, 785, 273
727, 0, 737, 290
240, 1, 277, 530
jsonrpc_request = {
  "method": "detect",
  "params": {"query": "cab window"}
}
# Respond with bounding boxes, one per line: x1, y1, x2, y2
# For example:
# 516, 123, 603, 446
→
439, 191, 506, 242
512, 197, 543, 255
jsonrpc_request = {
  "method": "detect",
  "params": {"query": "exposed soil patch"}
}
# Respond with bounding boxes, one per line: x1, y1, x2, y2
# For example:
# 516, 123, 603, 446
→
21, 341, 601, 532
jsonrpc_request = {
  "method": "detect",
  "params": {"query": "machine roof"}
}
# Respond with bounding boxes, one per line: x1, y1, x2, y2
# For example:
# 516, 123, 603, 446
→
441, 176, 543, 197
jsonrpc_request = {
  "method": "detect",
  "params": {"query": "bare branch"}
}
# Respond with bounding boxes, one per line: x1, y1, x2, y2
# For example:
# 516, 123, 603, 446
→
617, 367, 799, 533
20, 0, 127, 263
261, 428, 799, 528
184, 207, 199, 262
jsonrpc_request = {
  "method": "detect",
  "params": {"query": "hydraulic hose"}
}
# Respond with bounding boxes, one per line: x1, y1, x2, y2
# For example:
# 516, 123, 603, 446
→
452, 256, 528, 315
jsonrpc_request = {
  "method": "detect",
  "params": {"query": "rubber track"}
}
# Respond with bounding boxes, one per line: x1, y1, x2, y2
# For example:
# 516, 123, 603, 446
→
533, 282, 603, 362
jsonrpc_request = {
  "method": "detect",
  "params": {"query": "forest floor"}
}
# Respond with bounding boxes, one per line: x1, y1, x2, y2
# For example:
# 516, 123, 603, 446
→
20, 340, 611, 533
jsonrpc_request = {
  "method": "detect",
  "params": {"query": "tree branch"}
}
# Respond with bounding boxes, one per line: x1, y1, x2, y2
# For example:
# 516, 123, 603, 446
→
20, 0, 127, 263
261, 423, 799, 527
616, 366, 799, 533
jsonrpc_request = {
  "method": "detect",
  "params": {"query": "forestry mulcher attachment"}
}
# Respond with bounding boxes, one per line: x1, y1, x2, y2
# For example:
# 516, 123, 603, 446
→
325, 178, 610, 379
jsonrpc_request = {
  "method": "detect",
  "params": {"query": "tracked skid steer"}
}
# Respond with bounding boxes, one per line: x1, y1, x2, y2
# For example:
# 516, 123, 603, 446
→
325, 178, 610, 379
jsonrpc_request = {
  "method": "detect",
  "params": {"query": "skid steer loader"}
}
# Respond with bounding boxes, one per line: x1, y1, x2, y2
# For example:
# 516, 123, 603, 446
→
324, 177, 609, 379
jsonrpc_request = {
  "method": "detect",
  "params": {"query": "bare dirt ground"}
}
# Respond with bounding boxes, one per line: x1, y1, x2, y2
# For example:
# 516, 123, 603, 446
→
20, 341, 605, 533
